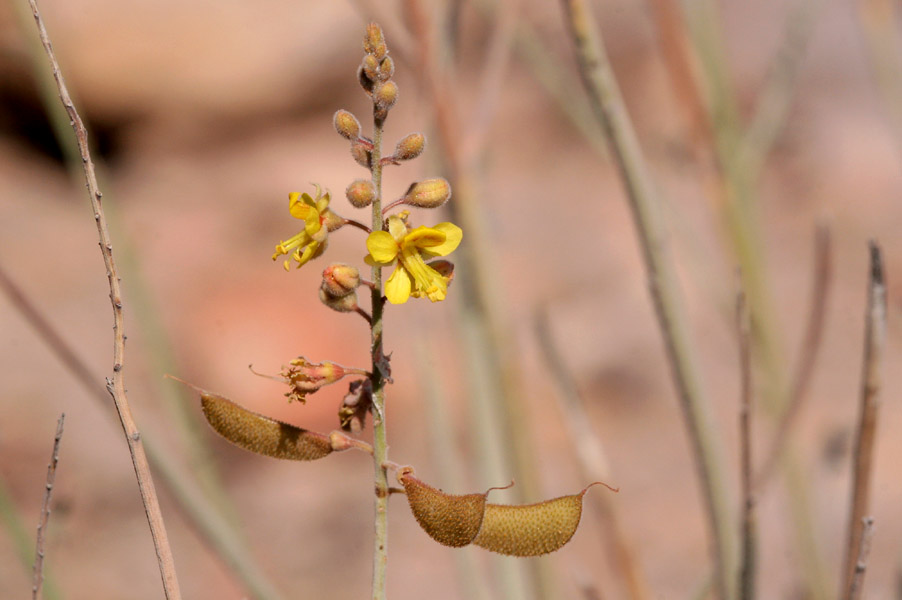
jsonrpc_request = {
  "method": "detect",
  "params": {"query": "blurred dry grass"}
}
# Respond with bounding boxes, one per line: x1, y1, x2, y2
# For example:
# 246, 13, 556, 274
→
1, 0, 901, 599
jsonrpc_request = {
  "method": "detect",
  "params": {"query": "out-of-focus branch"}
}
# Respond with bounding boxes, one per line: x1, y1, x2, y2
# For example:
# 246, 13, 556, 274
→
32, 414, 65, 600
840, 242, 886, 599
736, 292, 756, 600
26, 0, 181, 595
560, 1, 734, 598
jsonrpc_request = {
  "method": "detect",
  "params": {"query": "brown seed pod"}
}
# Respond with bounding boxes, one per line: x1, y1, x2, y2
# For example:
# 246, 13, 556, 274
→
398, 467, 487, 548
201, 392, 334, 461
472, 482, 610, 556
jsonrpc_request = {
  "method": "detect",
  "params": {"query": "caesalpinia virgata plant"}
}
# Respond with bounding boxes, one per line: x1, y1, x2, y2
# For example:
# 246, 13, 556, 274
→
180, 23, 615, 598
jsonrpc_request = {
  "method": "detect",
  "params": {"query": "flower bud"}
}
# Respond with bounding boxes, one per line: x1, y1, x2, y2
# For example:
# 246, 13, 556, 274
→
394, 132, 425, 161
427, 260, 455, 285
319, 287, 359, 313
322, 263, 360, 297
377, 56, 394, 81
362, 54, 380, 82
333, 109, 361, 141
364, 23, 385, 55
350, 141, 372, 169
346, 179, 376, 208
374, 81, 398, 112
404, 178, 451, 208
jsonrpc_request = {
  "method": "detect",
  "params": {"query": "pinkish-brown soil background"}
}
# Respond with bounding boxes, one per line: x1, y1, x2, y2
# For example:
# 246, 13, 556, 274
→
1, 1, 901, 599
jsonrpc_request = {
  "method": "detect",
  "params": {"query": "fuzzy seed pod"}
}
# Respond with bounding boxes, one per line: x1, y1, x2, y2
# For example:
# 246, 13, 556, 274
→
404, 178, 451, 208
394, 133, 426, 161
472, 484, 601, 556
362, 54, 380, 82
201, 392, 334, 461
350, 142, 372, 169
398, 467, 487, 547
322, 263, 360, 297
333, 109, 361, 141
374, 81, 398, 113
319, 287, 359, 312
346, 179, 376, 208
377, 56, 394, 81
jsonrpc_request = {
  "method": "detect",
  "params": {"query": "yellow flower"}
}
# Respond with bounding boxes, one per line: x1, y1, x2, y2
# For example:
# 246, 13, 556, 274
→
272, 186, 332, 271
366, 213, 462, 304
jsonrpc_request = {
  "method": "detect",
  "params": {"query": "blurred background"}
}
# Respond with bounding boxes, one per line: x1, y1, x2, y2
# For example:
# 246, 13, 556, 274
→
1, 0, 901, 598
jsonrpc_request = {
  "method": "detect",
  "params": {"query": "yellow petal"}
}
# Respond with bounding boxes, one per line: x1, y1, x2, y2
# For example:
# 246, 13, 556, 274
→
422, 222, 462, 257
367, 231, 400, 263
387, 215, 408, 243
405, 226, 447, 249
385, 265, 412, 304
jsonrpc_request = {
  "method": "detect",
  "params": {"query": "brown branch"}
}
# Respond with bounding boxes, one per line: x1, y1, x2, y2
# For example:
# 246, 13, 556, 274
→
736, 291, 756, 600
25, 1, 181, 597
840, 242, 886, 599
756, 225, 832, 486
847, 516, 876, 600
32, 414, 64, 600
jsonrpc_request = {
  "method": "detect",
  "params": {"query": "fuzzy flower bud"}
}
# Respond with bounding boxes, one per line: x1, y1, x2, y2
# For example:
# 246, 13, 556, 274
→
333, 109, 361, 141
374, 81, 398, 113
362, 54, 380, 82
322, 263, 360, 297
404, 178, 451, 208
364, 23, 385, 55
350, 141, 372, 169
377, 57, 394, 81
394, 133, 426, 161
346, 179, 376, 208
319, 287, 359, 313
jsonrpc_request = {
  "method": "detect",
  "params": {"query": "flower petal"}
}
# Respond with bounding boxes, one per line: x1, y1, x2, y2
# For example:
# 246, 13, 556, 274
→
384, 265, 412, 304
405, 226, 447, 249
422, 222, 462, 257
367, 231, 400, 263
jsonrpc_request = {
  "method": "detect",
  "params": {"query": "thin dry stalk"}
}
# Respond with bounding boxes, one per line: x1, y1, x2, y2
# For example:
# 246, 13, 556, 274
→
840, 242, 887, 599
847, 516, 876, 600
736, 292, 756, 600
756, 226, 832, 486
560, 1, 735, 598
32, 414, 64, 600
534, 309, 651, 600
25, 2, 181, 597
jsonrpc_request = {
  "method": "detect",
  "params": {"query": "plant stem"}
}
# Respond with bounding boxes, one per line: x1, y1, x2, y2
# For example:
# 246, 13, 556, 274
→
369, 109, 389, 600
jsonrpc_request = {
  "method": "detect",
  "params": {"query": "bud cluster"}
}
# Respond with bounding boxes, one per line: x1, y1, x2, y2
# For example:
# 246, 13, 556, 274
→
319, 263, 361, 313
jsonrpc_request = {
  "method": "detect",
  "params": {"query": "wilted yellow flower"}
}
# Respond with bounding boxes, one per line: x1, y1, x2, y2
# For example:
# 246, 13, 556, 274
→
272, 186, 332, 270
366, 213, 462, 304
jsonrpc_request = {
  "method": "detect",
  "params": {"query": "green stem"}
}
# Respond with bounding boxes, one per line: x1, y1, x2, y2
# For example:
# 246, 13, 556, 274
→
369, 111, 389, 600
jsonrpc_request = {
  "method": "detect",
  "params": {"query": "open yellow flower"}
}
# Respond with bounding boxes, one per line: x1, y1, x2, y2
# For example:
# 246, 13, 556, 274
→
272, 186, 332, 271
366, 214, 462, 304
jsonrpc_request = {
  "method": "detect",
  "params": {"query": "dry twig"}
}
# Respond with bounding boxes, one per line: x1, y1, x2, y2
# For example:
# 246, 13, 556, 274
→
847, 516, 876, 600
840, 242, 886, 599
25, 1, 181, 596
32, 414, 64, 600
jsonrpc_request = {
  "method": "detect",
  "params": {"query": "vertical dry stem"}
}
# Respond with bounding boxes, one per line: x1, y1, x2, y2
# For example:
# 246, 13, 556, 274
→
26, 2, 181, 597
32, 414, 64, 600
560, 1, 735, 598
840, 242, 886, 599
847, 516, 876, 600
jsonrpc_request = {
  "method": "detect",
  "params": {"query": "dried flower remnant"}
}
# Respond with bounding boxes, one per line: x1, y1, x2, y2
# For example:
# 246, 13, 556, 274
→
279, 357, 368, 404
